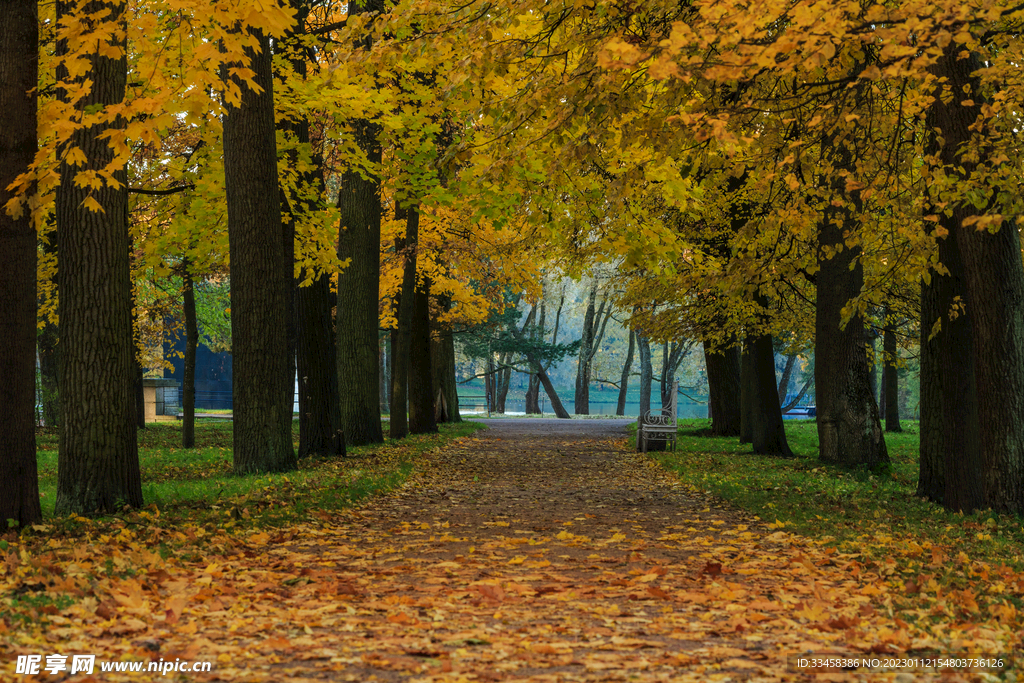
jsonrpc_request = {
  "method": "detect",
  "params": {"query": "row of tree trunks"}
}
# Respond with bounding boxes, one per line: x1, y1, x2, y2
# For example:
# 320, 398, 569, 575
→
0, 0, 43, 528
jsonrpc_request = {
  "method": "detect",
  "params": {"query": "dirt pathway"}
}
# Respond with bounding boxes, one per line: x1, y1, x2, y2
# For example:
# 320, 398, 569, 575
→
198, 419, 928, 682
15, 420, 972, 682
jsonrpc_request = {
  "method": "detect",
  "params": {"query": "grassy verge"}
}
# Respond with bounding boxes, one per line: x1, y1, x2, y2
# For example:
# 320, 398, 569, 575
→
33, 419, 485, 530
639, 418, 1024, 570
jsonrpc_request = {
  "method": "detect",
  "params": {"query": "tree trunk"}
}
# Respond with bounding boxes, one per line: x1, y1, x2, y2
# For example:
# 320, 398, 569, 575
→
749, 325, 793, 457
704, 341, 741, 437
223, 28, 295, 474
182, 263, 198, 448
0, 0, 43, 529
297, 273, 343, 458
408, 275, 437, 434
430, 300, 460, 424
54, 0, 143, 514
495, 351, 512, 413
485, 353, 495, 414
927, 46, 1020, 512
379, 329, 388, 413
739, 338, 753, 444
575, 283, 598, 414
38, 312, 60, 427
390, 206, 418, 439
616, 328, 635, 416
525, 299, 544, 414
777, 353, 797, 406
882, 309, 901, 433
815, 138, 888, 469
280, 0, 340, 458
638, 334, 653, 418
335, 0, 384, 447
534, 362, 570, 418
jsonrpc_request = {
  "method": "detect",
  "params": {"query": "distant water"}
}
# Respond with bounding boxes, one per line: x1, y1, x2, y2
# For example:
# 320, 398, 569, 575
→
458, 396, 709, 419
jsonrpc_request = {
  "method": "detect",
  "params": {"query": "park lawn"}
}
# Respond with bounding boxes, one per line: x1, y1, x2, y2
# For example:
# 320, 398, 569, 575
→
33, 419, 485, 529
644, 417, 1024, 574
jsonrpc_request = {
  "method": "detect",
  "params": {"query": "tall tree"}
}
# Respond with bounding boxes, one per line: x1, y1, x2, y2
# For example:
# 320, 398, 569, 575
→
926, 45, 1024, 513
54, 0, 143, 514
814, 129, 888, 469
223, 27, 295, 474
336, 0, 385, 447
0, 0, 43, 529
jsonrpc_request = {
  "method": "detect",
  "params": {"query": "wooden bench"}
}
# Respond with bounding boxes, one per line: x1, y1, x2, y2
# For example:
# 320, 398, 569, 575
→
638, 381, 679, 453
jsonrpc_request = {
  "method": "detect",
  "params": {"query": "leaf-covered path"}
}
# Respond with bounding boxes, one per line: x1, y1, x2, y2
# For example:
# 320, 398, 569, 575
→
5, 421, 1014, 681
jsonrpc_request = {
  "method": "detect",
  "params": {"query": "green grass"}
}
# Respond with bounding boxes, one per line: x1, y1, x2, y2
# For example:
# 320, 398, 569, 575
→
35, 419, 485, 529
642, 418, 1024, 570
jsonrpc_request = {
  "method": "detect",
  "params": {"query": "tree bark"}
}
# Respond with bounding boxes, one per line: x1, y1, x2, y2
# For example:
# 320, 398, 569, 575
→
408, 274, 437, 433
223, 28, 295, 474
525, 299, 544, 414
182, 263, 198, 448
616, 328, 636, 416
927, 46, 1021, 511
815, 137, 888, 469
704, 341, 741, 437
0, 0, 43, 529
54, 0, 143, 514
